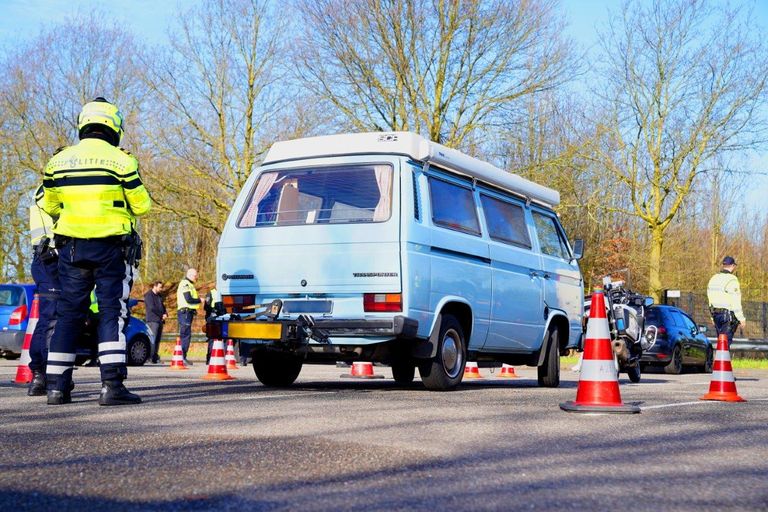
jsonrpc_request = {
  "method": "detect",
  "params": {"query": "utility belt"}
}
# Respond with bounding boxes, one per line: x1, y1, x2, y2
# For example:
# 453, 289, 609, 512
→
53, 230, 143, 267
710, 307, 730, 315
33, 237, 58, 263
178, 308, 198, 315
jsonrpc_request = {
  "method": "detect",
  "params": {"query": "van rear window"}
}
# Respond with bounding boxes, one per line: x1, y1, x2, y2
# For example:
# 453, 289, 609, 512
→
238, 164, 393, 227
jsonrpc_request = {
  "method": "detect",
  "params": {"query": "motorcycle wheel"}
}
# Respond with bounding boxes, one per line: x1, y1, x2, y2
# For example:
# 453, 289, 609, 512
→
627, 364, 641, 383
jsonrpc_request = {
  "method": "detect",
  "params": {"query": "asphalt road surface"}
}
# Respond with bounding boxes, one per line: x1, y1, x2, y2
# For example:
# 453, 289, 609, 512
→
1, 359, 766, 511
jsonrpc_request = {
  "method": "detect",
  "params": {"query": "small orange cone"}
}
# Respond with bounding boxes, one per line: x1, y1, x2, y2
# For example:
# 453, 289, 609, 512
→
225, 339, 239, 370
341, 361, 384, 379
203, 339, 234, 380
700, 334, 746, 402
463, 361, 483, 379
560, 288, 640, 414
13, 294, 39, 384
168, 337, 189, 370
498, 364, 519, 378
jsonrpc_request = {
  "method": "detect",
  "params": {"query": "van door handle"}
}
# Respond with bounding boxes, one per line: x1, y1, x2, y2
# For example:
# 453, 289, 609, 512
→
529, 271, 539, 278
543, 273, 551, 280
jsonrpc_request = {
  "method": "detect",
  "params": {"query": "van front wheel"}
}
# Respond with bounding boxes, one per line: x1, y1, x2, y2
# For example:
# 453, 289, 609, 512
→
537, 328, 560, 387
418, 314, 466, 391
253, 351, 303, 387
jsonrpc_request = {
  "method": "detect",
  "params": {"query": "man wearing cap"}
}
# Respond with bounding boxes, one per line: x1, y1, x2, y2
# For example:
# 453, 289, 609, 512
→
707, 256, 746, 349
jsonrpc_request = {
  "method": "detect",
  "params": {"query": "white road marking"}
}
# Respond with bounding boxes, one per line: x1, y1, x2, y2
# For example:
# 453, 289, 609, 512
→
236, 392, 331, 400
641, 401, 716, 410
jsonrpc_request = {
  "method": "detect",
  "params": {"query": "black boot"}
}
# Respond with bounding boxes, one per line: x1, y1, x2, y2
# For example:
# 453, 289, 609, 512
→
27, 371, 46, 396
47, 381, 75, 405
99, 380, 142, 406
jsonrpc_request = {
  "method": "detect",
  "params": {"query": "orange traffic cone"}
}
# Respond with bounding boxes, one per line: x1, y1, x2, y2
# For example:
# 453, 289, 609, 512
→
560, 288, 640, 414
499, 364, 519, 378
13, 294, 39, 384
463, 361, 483, 379
700, 334, 746, 402
225, 339, 239, 370
168, 337, 188, 370
341, 361, 384, 379
203, 339, 234, 380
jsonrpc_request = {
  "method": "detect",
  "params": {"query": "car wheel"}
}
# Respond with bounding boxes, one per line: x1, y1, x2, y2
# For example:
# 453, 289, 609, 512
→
537, 327, 560, 387
703, 346, 714, 374
253, 350, 303, 387
126, 334, 151, 366
391, 359, 416, 386
664, 344, 683, 374
418, 314, 466, 391
627, 364, 641, 383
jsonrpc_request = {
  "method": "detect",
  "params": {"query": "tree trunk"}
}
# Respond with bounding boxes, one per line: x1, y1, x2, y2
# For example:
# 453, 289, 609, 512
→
648, 226, 665, 303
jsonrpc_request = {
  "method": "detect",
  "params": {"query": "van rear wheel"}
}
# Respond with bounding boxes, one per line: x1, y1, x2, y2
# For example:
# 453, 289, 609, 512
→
418, 314, 466, 391
253, 350, 303, 387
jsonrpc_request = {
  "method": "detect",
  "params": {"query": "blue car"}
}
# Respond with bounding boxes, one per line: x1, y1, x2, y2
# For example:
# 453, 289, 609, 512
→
640, 305, 713, 374
0, 284, 153, 366
0, 283, 36, 359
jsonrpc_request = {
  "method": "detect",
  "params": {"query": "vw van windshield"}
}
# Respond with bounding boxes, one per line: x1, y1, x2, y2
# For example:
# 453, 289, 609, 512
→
238, 164, 393, 227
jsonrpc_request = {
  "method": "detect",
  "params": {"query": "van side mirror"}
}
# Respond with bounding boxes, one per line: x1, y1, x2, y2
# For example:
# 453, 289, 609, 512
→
571, 239, 584, 260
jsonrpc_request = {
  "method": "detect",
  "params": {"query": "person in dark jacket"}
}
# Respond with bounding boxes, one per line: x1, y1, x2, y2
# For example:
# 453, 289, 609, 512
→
144, 281, 167, 364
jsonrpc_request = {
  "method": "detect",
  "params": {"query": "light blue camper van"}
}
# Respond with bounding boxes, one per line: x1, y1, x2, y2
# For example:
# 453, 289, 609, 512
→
207, 132, 584, 391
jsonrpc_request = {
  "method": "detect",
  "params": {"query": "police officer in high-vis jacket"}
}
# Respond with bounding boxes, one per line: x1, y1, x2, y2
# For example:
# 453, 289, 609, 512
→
42, 97, 151, 405
707, 256, 746, 349
27, 184, 60, 396
176, 268, 203, 365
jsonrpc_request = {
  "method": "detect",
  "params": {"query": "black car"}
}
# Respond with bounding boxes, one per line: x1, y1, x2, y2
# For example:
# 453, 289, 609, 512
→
640, 305, 713, 374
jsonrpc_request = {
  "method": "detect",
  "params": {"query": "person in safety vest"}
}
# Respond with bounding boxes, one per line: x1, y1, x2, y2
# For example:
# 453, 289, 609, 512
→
204, 287, 225, 364
177, 268, 204, 365
42, 97, 150, 406
26, 183, 61, 396
707, 256, 746, 349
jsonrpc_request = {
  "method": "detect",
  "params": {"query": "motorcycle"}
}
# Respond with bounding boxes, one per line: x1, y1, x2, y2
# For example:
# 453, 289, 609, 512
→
583, 276, 658, 383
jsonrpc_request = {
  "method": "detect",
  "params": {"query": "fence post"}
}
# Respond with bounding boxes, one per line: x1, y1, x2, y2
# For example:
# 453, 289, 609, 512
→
762, 302, 767, 341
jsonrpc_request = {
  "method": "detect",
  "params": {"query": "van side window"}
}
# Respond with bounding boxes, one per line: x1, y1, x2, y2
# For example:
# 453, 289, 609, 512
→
532, 211, 571, 260
428, 177, 481, 236
479, 194, 531, 248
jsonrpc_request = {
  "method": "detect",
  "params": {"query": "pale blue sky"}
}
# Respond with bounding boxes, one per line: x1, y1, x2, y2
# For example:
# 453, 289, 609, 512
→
0, 0, 765, 213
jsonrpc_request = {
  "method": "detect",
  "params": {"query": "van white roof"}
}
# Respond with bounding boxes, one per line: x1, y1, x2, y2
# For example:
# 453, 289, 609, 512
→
263, 131, 560, 207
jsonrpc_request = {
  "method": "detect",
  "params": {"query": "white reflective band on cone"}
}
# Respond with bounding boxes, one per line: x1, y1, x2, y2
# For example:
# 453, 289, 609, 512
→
99, 341, 126, 351
47, 352, 76, 362
584, 317, 610, 341
711, 371, 735, 383
579, 359, 618, 382
714, 351, 732, 362
99, 354, 126, 364
210, 356, 226, 364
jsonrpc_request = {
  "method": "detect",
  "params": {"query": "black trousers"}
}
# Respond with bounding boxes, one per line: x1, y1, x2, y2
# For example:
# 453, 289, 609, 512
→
29, 251, 60, 373
47, 238, 134, 391
712, 311, 738, 349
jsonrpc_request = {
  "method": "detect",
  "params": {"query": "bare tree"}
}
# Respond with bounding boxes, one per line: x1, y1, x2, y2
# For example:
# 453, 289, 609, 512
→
139, 0, 301, 234
595, 0, 768, 301
0, 12, 143, 280
295, 0, 572, 147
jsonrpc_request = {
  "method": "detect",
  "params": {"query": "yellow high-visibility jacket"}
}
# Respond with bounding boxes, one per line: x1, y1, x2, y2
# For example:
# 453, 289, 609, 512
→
42, 138, 150, 238
177, 278, 201, 311
707, 271, 746, 322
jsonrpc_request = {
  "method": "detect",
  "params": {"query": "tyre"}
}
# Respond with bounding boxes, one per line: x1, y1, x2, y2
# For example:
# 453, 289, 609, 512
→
703, 346, 714, 374
126, 334, 151, 366
537, 327, 560, 387
418, 314, 466, 391
253, 350, 303, 387
664, 344, 683, 374
391, 359, 416, 386
627, 364, 641, 383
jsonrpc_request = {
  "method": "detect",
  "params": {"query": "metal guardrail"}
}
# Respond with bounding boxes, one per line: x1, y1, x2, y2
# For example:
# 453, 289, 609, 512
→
708, 337, 768, 354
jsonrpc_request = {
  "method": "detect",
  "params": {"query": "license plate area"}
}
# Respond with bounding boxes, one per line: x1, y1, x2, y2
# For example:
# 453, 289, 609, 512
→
225, 322, 283, 340
280, 300, 333, 314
